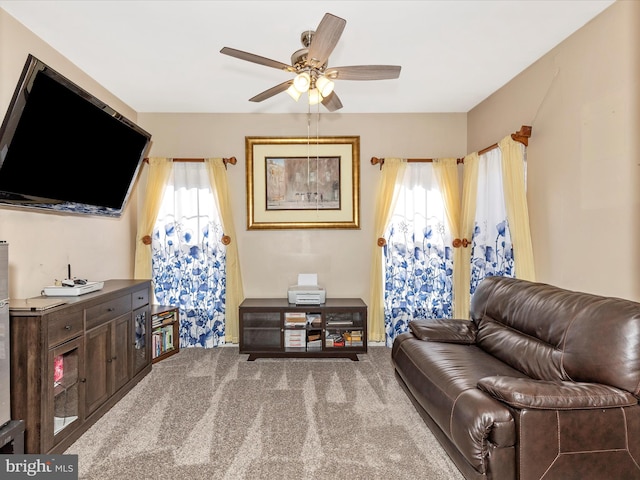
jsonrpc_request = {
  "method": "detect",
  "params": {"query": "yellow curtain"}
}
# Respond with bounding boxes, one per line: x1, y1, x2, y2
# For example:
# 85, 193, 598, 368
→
456, 152, 479, 318
133, 158, 173, 279
499, 137, 536, 281
205, 158, 244, 344
432, 158, 461, 316
368, 158, 407, 341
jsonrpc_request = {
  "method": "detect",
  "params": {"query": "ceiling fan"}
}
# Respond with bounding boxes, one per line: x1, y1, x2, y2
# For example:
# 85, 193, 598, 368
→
220, 13, 401, 112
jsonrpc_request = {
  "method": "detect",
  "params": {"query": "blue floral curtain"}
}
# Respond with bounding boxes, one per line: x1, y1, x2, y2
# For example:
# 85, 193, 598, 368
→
151, 162, 227, 348
469, 148, 514, 294
383, 163, 453, 346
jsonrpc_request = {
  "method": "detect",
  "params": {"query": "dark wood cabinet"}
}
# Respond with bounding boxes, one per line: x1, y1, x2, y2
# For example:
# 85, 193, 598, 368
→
239, 298, 367, 361
84, 322, 110, 417
10, 279, 151, 454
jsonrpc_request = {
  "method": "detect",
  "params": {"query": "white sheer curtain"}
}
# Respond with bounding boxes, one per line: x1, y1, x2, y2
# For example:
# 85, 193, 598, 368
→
377, 133, 533, 343
152, 162, 227, 348
383, 162, 453, 345
469, 148, 515, 293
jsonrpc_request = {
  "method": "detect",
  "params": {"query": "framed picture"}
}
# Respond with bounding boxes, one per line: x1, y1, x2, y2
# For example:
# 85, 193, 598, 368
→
245, 136, 360, 229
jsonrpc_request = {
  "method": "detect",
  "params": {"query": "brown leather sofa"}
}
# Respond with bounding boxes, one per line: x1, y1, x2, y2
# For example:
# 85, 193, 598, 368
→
392, 276, 640, 480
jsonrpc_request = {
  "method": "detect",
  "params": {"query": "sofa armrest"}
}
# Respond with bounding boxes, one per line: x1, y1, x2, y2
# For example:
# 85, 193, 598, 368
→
477, 375, 638, 410
409, 318, 477, 344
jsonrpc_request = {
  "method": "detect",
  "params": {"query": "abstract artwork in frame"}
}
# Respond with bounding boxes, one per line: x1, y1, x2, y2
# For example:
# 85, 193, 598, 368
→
245, 136, 360, 229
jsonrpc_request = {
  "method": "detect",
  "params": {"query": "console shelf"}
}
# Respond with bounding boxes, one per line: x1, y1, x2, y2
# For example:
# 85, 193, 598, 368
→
151, 305, 180, 363
239, 298, 367, 361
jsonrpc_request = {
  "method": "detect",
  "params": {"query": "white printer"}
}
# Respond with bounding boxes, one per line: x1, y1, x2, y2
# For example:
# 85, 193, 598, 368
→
288, 273, 326, 305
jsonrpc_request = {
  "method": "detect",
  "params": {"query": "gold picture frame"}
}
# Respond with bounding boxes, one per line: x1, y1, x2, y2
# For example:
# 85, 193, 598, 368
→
246, 136, 360, 229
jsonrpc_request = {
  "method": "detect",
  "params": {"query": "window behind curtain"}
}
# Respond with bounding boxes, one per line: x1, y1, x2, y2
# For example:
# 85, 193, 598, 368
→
383, 162, 453, 346
470, 148, 514, 294
151, 162, 227, 348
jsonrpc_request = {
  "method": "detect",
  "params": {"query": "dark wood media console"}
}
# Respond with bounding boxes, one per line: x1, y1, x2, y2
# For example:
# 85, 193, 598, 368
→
9, 279, 151, 454
239, 298, 367, 361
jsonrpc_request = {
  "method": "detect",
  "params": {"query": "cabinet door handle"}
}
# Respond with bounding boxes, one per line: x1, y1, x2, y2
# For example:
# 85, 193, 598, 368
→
64, 325, 72, 330
137, 296, 144, 300
107, 307, 115, 312
80, 378, 86, 383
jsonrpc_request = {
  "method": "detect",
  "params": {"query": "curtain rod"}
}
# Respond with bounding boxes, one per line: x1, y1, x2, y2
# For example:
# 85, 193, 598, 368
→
370, 125, 532, 169
143, 156, 237, 169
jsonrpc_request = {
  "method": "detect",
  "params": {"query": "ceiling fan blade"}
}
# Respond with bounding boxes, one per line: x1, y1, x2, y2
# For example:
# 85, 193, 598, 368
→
325, 65, 402, 81
220, 47, 295, 72
249, 80, 293, 102
321, 91, 343, 112
306, 13, 346, 68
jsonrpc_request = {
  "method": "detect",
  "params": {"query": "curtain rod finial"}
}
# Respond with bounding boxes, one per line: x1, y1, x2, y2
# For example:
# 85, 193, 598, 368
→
512, 126, 532, 146
371, 157, 384, 170
223, 157, 237, 169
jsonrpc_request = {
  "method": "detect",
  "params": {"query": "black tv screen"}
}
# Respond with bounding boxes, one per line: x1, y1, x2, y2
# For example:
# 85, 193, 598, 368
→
0, 54, 151, 216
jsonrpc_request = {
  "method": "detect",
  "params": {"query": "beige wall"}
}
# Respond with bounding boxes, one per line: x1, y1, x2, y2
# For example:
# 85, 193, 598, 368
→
468, 0, 640, 300
137, 113, 466, 305
0, 10, 141, 298
2, 1, 636, 306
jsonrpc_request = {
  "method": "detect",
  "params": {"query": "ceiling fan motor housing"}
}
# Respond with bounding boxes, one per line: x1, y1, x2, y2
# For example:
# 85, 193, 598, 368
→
291, 48, 309, 69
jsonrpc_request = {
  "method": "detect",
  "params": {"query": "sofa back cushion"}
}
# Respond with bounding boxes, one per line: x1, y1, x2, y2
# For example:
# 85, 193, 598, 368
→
470, 276, 640, 396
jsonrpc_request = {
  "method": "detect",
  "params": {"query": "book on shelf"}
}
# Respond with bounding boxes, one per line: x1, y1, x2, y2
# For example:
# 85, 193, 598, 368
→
152, 310, 177, 328
285, 312, 307, 327
343, 331, 363, 346
152, 323, 176, 358
162, 325, 174, 351
285, 329, 306, 347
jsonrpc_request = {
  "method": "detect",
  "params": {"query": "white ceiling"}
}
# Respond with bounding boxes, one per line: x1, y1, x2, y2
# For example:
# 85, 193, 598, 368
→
0, 0, 616, 114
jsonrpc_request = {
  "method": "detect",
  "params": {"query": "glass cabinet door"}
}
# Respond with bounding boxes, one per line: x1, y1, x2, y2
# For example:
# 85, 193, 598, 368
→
132, 306, 150, 377
241, 312, 282, 350
48, 336, 84, 451
324, 311, 365, 350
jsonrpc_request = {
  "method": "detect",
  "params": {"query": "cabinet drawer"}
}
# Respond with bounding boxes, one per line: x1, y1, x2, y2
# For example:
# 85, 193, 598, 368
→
47, 309, 83, 346
132, 288, 149, 310
86, 295, 131, 330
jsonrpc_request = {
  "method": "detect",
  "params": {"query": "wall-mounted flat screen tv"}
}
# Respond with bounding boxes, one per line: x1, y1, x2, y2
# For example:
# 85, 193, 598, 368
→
0, 54, 151, 217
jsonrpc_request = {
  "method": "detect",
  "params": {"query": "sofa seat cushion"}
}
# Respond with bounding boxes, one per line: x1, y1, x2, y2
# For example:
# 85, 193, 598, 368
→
478, 376, 639, 410
392, 332, 521, 473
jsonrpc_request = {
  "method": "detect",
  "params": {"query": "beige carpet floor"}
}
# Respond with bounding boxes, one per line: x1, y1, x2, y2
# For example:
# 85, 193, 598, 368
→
65, 346, 464, 480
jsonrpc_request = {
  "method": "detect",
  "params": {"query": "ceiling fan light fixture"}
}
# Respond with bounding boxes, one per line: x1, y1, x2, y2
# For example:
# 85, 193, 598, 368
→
286, 84, 302, 101
308, 88, 322, 105
293, 72, 311, 93
316, 76, 335, 97
220, 13, 400, 112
